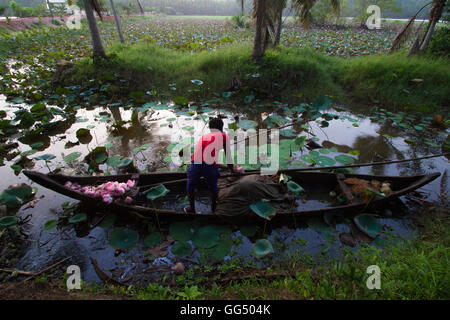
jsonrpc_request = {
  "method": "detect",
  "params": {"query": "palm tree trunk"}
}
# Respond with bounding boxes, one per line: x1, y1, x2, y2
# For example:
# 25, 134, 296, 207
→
136, 0, 144, 15
110, 0, 124, 43
419, 0, 446, 53
83, 0, 106, 59
46, 0, 54, 17
252, 0, 266, 61
241, 0, 244, 15
274, 9, 283, 46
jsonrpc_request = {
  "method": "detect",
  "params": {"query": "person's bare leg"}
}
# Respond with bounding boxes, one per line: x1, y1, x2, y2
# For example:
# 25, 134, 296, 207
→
187, 191, 196, 213
210, 192, 218, 213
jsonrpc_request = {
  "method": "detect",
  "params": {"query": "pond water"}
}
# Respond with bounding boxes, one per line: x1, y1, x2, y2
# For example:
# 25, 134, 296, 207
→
0, 89, 448, 285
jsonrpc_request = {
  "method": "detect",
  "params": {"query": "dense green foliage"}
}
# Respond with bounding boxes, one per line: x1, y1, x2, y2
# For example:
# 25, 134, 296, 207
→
67, 43, 450, 111
429, 26, 450, 58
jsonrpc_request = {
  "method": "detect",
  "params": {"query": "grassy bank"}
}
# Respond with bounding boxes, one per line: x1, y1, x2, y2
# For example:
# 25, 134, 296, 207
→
66, 44, 450, 111
2, 205, 447, 300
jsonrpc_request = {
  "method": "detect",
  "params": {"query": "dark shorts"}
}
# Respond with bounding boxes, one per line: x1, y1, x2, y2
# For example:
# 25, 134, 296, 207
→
187, 162, 220, 194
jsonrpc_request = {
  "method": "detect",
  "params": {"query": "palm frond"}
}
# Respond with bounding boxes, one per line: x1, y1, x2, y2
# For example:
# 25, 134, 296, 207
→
390, 2, 433, 53
91, 0, 104, 20
292, 0, 315, 29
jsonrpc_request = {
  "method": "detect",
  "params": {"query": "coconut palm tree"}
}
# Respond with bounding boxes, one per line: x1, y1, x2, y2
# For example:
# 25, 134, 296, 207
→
237, 0, 245, 15
292, 0, 340, 29
110, 0, 125, 43
251, 0, 340, 60
81, 0, 106, 59
252, 0, 266, 60
136, 0, 144, 14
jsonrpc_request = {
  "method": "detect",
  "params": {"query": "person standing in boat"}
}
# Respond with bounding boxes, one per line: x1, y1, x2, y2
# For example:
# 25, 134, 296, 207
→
184, 118, 238, 214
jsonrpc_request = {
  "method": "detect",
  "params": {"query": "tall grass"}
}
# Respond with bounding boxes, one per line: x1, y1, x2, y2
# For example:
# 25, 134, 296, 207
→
67, 43, 450, 111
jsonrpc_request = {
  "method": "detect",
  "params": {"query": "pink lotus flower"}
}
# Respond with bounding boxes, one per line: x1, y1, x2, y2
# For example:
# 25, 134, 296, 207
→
125, 196, 133, 204
127, 180, 135, 188
115, 187, 125, 196
102, 194, 113, 204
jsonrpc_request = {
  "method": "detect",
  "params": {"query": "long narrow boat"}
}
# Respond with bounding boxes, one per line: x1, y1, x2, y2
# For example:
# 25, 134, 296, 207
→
23, 169, 440, 223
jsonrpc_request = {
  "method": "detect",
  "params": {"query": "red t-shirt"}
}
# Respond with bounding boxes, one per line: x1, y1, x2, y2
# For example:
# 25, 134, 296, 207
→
192, 131, 230, 165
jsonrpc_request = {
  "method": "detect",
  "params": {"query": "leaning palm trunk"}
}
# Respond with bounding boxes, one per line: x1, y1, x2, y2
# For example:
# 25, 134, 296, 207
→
252, 0, 266, 60
274, 9, 283, 46
419, 0, 446, 53
46, 0, 54, 17
136, 0, 144, 15
83, 0, 106, 59
389, 2, 433, 53
110, 0, 124, 43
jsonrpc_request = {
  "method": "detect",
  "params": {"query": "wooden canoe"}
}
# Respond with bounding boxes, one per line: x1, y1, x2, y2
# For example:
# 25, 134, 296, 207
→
22, 169, 440, 223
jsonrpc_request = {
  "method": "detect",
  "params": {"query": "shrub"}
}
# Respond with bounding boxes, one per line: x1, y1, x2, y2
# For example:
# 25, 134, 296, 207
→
230, 14, 251, 28
428, 27, 450, 58
0, 5, 8, 16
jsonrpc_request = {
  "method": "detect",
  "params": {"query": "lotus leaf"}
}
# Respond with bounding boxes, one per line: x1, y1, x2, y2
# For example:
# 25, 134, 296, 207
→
171, 241, 192, 257
354, 214, 383, 239
169, 221, 193, 242
109, 228, 138, 250
250, 201, 276, 220
192, 225, 221, 249
252, 239, 274, 259
69, 213, 87, 224
144, 184, 170, 201
144, 232, 162, 247
0, 216, 18, 227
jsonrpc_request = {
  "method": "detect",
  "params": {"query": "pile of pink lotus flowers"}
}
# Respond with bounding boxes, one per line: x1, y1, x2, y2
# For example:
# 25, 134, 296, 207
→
64, 180, 136, 204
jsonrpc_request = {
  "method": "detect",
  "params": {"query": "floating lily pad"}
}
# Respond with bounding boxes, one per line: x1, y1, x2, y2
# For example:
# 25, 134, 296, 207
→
171, 241, 192, 257
143, 184, 170, 201
335, 154, 355, 165
210, 236, 233, 262
250, 201, 276, 220
109, 228, 138, 250
280, 129, 296, 137
100, 214, 117, 229
0, 216, 18, 227
316, 155, 336, 167
169, 221, 193, 242
63, 152, 82, 163
106, 155, 123, 167
118, 158, 133, 168
85, 147, 108, 165
287, 181, 305, 195
69, 213, 87, 224
252, 239, 274, 259
43, 219, 57, 230
237, 119, 257, 130
144, 232, 162, 247
295, 136, 307, 148
191, 79, 203, 85
354, 214, 383, 239
192, 225, 221, 249
34, 154, 56, 161
0, 184, 35, 208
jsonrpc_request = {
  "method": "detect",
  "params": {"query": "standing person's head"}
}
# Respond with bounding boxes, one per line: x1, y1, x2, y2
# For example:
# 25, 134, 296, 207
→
209, 118, 224, 132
